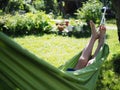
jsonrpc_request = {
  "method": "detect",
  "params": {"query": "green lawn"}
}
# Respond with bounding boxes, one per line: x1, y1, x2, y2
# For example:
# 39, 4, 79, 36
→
14, 34, 89, 67
13, 29, 120, 67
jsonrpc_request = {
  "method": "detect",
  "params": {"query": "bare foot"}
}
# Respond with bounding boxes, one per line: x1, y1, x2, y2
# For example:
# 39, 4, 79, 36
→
99, 25, 106, 36
90, 20, 99, 39
98, 25, 106, 44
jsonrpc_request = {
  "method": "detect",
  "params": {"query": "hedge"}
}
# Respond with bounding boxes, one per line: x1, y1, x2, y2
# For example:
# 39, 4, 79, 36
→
0, 11, 54, 36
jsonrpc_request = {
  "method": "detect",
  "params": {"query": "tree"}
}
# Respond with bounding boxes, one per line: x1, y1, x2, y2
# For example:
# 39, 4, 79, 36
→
44, 0, 55, 13
111, 0, 120, 42
0, 0, 9, 11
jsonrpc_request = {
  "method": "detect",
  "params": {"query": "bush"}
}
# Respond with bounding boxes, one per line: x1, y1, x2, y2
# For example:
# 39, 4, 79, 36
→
5, 0, 24, 13
33, 0, 45, 11
96, 52, 120, 90
0, 11, 54, 36
76, 0, 103, 24
112, 53, 120, 75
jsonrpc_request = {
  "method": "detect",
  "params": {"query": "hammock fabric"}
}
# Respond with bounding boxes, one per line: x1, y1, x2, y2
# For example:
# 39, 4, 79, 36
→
0, 32, 109, 90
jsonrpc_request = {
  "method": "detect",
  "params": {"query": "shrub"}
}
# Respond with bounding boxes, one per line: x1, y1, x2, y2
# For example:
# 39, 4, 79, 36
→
0, 11, 54, 36
5, 0, 24, 13
112, 53, 120, 75
96, 52, 120, 90
33, 0, 45, 11
76, 0, 103, 24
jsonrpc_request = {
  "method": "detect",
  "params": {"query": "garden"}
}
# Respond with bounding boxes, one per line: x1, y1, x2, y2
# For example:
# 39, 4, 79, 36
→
0, 0, 120, 90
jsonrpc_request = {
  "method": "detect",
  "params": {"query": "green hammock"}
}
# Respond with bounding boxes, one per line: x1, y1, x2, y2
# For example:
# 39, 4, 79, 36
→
0, 32, 109, 90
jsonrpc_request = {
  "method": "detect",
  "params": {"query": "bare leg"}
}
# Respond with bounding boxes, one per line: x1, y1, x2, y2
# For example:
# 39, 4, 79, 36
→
93, 25, 106, 58
86, 25, 106, 66
74, 21, 99, 70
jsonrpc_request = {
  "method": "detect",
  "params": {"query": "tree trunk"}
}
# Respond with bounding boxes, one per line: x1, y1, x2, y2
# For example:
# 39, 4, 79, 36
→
111, 0, 120, 42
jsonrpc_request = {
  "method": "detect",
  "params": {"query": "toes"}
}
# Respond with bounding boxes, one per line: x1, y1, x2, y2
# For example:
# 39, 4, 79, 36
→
99, 25, 106, 31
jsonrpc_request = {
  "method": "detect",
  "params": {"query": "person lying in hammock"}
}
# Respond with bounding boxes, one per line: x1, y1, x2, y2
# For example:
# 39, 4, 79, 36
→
73, 20, 106, 70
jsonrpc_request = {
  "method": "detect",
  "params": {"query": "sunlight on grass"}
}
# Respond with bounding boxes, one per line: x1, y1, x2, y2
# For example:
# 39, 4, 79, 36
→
14, 35, 89, 67
106, 30, 120, 60
14, 30, 120, 67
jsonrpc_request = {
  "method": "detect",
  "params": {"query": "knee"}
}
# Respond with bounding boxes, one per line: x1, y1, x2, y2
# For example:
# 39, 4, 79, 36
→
79, 57, 88, 62
78, 57, 88, 64
75, 57, 88, 69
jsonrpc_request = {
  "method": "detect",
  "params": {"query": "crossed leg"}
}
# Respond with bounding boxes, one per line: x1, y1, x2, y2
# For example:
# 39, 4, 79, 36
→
74, 21, 106, 70
86, 25, 106, 66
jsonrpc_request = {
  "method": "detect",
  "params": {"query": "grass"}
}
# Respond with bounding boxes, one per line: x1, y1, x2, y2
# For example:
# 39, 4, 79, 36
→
13, 28, 120, 68
14, 34, 89, 67
106, 30, 120, 60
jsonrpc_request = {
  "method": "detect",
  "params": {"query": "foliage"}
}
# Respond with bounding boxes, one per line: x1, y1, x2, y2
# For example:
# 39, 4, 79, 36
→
0, 0, 58, 15
112, 53, 120, 75
32, 0, 58, 14
0, 11, 54, 36
5, 0, 25, 13
96, 52, 120, 90
44, 0, 56, 13
0, 0, 9, 11
76, 0, 103, 23
33, 0, 45, 11
2, 0, 38, 13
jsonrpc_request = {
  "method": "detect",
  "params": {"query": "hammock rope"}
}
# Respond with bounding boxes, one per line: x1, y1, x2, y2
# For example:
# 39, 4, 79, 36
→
100, 6, 107, 25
